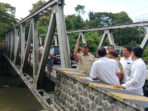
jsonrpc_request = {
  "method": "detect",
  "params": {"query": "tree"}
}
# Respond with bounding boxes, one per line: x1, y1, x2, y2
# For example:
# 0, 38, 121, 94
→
29, 0, 51, 43
143, 46, 148, 62
29, 0, 46, 13
87, 11, 145, 47
75, 5, 85, 16
65, 14, 86, 30
0, 2, 17, 40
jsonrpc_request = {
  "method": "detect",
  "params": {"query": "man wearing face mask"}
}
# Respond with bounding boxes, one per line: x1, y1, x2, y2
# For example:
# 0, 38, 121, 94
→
74, 36, 95, 75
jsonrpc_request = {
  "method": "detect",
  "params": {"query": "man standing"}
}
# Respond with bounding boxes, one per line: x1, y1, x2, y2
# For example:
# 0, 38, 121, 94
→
107, 45, 114, 53
74, 36, 95, 75
90, 47, 120, 85
120, 46, 133, 83
106, 45, 115, 58
115, 47, 146, 95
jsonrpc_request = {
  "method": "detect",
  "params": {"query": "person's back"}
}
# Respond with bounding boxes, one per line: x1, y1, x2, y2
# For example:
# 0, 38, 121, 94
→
90, 57, 120, 85
90, 47, 120, 85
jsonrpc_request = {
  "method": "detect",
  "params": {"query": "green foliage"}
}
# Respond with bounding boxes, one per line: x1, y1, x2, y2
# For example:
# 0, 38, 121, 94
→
28, 2, 148, 59
75, 5, 85, 15
29, 0, 50, 43
143, 46, 148, 61
65, 14, 86, 30
87, 11, 132, 27
0, 2, 17, 40
29, 0, 46, 13
87, 11, 145, 47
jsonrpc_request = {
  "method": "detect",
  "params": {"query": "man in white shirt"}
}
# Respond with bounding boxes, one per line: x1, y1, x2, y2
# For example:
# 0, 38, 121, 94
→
90, 47, 120, 85
47, 45, 55, 71
39, 44, 44, 54
120, 46, 133, 83
115, 47, 146, 95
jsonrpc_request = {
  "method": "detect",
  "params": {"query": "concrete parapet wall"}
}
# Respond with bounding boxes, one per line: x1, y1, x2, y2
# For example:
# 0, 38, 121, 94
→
54, 68, 148, 111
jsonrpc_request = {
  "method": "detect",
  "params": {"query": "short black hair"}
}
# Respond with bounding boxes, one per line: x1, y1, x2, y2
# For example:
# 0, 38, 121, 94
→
132, 47, 143, 58
123, 46, 132, 52
108, 45, 114, 49
98, 47, 107, 57
109, 50, 119, 57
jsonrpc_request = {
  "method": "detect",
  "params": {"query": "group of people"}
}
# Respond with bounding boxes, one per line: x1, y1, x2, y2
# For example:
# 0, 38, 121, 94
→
74, 37, 146, 96
39, 44, 55, 71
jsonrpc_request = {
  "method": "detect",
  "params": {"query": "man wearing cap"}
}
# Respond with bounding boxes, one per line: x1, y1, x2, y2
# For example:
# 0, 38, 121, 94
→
74, 36, 95, 75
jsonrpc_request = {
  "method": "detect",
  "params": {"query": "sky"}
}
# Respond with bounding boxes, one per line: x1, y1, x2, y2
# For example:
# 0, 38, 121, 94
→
0, 0, 148, 22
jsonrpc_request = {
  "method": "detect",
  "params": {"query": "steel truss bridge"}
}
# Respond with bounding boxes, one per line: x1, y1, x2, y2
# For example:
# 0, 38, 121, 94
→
3, 0, 148, 110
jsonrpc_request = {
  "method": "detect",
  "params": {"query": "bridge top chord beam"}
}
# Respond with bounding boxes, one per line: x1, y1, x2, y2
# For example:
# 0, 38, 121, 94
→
67, 22, 148, 34
13, 0, 58, 28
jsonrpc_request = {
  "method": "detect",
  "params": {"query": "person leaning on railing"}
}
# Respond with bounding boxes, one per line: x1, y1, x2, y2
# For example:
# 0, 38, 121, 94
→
108, 50, 124, 84
74, 36, 95, 75
89, 47, 120, 85
114, 47, 146, 96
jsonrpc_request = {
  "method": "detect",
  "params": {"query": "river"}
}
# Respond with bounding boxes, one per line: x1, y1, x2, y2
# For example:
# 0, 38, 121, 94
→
0, 87, 43, 111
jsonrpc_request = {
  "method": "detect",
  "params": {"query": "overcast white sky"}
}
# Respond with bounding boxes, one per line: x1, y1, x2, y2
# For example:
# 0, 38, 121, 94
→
0, 0, 148, 21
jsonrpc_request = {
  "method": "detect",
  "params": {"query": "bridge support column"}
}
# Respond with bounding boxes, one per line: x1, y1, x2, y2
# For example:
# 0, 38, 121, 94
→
14, 32, 21, 64
56, 5, 70, 68
14, 29, 18, 63
32, 18, 39, 88
20, 24, 26, 68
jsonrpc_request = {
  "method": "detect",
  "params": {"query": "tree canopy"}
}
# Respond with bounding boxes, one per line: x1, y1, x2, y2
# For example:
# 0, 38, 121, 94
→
0, 1, 147, 59
0, 2, 17, 40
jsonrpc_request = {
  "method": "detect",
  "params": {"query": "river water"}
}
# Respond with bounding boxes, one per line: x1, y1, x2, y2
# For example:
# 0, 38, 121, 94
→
0, 87, 43, 111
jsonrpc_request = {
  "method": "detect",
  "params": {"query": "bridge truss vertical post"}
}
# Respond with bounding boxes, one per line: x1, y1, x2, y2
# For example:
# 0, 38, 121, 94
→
32, 18, 39, 88
140, 27, 148, 50
56, 3, 70, 68
14, 31, 21, 64
20, 24, 26, 69
5, 34, 8, 55
14, 28, 18, 63
10, 32, 12, 59
7, 33, 10, 57
21, 23, 32, 70
11, 30, 15, 60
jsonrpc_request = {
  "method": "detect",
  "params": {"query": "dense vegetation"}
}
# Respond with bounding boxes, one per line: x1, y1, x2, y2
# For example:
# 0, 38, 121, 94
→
0, 0, 147, 60
0, 2, 17, 41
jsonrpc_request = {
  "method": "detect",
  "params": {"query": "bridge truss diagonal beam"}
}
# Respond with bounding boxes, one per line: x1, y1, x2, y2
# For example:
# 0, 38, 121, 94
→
140, 27, 148, 49
36, 13, 56, 89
